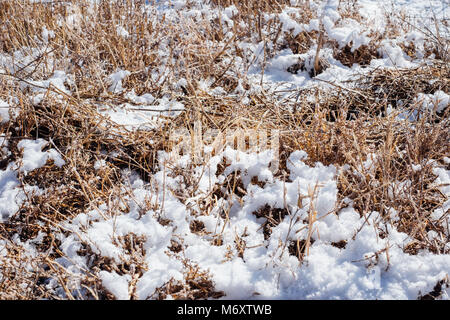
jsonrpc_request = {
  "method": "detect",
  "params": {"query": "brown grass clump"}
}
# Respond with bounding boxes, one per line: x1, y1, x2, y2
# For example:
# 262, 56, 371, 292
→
268, 61, 449, 256
0, 72, 170, 300
290, 61, 448, 121
286, 31, 320, 55
335, 111, 449, 254
419, 277, 450, 300
334, 43, 381, 67
0, 240, 49, 299
288, 238, 318, 261
151, 260, 225, 300
356, 62, 449, 111
210, 0, 290, 13
253, 204, 290, 240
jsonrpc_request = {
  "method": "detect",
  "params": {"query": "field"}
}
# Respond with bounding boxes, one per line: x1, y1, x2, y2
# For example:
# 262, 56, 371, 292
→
0, 0, 449, 299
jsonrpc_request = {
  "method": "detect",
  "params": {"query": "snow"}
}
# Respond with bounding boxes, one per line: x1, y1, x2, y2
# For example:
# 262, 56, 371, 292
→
0, 166, 21, 222
21, 70, 72, 106
279, 11, 305, 37
50, 143, 450, 299
0, 0, 449, 300
416, 91, 449, 113
116, 26, 130, 38
17, 139, 65, 173
99, 96, 184, 130
108, 70, 131, 94
94, 160, 107, 171
0, 138, 64, 221
325, 18, 371, 51
0, 99, 10, 124
125, 90, 155, 105
377, 41, 417, 68
41, 27, 55, 43
99, 271, 130, 300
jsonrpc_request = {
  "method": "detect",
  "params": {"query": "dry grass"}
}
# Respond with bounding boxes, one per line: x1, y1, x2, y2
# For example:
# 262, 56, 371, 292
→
0, 0, 448, 299
151, 260, 225, 300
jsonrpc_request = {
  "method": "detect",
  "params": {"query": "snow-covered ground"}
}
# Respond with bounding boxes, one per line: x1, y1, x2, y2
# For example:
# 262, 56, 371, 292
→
0, 0, 449, 299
